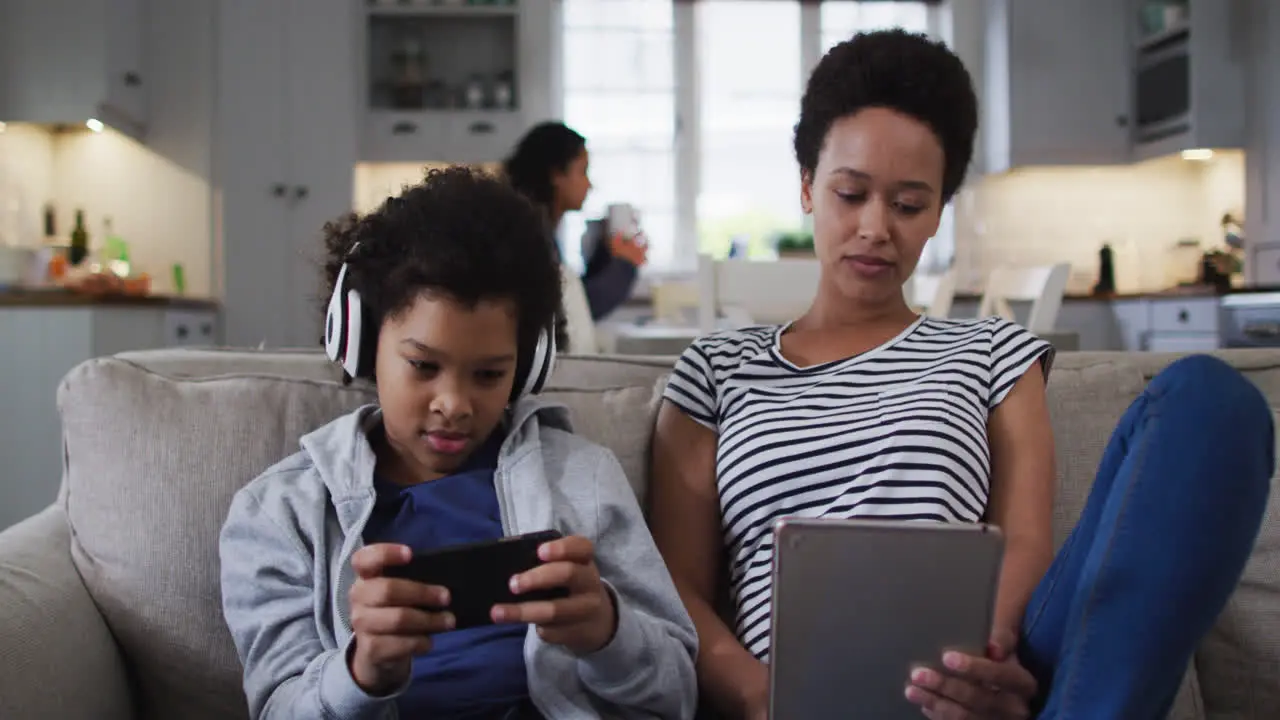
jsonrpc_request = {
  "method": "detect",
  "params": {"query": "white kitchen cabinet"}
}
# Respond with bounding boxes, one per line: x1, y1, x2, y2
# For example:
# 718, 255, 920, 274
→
0, 303, 220, 531
981, 0, 1133, 172
1109, 297, 1221, 352
0, 0, 148, 138
1243, 0, 1280, 283
1111, 299, 1151, 351
216, 0, 359, 349
357, 0, 558, 164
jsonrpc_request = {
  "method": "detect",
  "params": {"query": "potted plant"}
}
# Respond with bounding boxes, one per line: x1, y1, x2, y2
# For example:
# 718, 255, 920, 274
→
775, 232, 815, 259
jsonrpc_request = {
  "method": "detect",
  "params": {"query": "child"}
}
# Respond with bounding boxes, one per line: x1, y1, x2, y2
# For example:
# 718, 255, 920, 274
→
219, 167, 698, 720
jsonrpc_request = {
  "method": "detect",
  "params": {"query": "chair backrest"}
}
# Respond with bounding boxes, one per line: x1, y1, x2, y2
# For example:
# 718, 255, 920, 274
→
651, 279, 700, 325
977, 263, 1071, 334
560, 264, 599, 354
696, 254, 820, 332
916, 267, 958, 320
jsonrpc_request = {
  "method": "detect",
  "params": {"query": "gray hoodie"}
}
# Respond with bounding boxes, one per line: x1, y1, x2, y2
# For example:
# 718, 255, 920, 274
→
219, 399, 698, 720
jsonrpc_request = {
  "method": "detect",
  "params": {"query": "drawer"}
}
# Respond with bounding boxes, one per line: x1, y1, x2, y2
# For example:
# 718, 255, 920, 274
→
1146, 332, 1219, 353
164, 310, 218, 347
361, 111, 449, 163
1149, 298, 1219, 333
361, 110, 520, 164
442, 111, 522, 164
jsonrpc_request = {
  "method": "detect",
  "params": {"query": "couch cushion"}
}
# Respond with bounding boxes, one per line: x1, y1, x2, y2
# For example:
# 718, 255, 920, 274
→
1191, 409, 1280, 719
56, 352, 671, 720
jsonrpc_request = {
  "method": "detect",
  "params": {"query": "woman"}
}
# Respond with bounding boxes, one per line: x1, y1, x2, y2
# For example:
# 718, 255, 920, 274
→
649, 29, 1274, 720
504, 122, 647, 324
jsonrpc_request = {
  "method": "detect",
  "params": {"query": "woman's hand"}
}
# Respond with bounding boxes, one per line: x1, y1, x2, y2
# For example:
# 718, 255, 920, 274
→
608, 232, 648, 267
347, 544, 455, 696
904, 630, 1038, 719
491, 535, 619, 656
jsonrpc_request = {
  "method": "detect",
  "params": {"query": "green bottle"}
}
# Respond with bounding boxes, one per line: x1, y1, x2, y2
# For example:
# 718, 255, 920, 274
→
70, 209, 89, 266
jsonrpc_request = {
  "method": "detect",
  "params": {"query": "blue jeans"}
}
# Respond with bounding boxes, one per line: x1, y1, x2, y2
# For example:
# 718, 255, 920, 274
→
1020, 354, 1275, 719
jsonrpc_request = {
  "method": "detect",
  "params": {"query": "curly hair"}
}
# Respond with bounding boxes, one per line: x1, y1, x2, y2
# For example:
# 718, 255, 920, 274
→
794, 28, 978, 203
321, 166, 563, 377
503, 121, 586, 210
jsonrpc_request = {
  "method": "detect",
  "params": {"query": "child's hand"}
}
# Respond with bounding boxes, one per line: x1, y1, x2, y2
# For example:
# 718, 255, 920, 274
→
347, 543, 455, 695
490, 535, 618, 656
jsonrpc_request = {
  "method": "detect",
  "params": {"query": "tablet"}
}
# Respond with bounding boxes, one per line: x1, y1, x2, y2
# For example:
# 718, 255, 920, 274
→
768, 518, 1005, 720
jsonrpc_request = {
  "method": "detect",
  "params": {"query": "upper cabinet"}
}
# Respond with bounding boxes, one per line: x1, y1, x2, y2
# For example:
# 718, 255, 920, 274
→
0, 0, 148, 138
359, 0, 558, 165
1130, 0, 1247, 161
977, 0, 1247, 174
980, 0, 1132, 174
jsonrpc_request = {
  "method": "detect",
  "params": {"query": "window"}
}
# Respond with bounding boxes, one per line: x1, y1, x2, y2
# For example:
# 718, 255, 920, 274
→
561, 0, 677, 272
561, 0, 947, 274
696, 1, 804, 260
820, 1, 929, 52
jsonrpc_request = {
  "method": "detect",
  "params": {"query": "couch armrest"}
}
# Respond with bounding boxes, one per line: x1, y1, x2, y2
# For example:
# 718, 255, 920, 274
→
0, 505, 135, 719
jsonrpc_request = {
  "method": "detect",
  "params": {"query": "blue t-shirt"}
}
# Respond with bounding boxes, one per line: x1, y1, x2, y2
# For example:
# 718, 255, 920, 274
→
362, 431, 541, 720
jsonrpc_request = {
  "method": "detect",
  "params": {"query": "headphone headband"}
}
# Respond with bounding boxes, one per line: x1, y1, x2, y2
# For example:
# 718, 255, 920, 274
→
324, 254, 556, 397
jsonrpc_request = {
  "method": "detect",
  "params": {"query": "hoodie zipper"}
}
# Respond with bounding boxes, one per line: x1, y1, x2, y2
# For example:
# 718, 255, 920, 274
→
334, 492, 376, 635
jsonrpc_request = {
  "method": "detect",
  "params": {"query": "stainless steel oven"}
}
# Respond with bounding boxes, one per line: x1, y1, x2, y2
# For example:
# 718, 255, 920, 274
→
1135, 31, 1191, 144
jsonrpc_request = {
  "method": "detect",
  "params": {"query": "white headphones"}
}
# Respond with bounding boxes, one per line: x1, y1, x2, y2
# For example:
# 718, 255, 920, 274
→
323, 248, 557, 401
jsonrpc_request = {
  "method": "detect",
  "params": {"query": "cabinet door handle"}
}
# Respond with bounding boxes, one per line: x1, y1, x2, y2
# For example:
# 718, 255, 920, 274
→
294, 186, 309, 200
124, 72, 142, 87
467, 121, 495, 135
176, 325, 189, 339
392, 122, 418, 135
1115, 114, 1129, 128
272, 183, 287, 198
1177, 309, 1189, 323
200, 322, 213, 337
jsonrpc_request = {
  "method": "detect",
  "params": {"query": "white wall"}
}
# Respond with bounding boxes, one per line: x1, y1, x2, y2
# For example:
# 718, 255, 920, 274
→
0, 123, 55, 245
352, 162, 502, 214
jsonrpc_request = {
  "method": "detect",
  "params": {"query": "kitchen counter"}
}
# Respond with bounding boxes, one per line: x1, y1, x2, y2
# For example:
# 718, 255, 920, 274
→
0, 289, 218, 310
952, 285, 1225, 303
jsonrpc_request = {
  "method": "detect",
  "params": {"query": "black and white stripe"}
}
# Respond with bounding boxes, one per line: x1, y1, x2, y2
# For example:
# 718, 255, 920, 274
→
663, 316, 1053, 660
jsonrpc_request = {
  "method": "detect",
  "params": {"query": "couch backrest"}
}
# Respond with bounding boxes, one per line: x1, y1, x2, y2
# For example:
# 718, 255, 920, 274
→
55, 348, 1280, 719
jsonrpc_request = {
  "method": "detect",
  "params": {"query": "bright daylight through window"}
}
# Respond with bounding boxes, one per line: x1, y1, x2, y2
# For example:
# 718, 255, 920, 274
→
562, 0, 946, 274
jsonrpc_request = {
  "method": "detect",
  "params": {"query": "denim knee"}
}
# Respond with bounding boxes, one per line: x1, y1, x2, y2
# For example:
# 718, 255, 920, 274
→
1151, 354, 1265, 408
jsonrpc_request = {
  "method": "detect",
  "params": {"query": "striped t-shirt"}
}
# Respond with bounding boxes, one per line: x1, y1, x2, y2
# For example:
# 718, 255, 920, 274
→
662, 316, 1054, 660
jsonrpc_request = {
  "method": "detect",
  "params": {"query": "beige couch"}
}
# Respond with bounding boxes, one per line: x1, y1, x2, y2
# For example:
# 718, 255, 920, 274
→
0, 348, 1277, 720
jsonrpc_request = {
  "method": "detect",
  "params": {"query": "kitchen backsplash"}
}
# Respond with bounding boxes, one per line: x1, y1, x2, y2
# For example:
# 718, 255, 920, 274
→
0, 123, 212, 297
951, 150, 1246, 295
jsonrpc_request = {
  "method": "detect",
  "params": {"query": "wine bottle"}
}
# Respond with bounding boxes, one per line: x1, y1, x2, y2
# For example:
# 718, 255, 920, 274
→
70, 209, 89, 266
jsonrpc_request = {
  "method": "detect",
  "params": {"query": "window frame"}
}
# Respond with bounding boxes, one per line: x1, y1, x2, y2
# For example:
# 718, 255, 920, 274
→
560, 0, 951, 278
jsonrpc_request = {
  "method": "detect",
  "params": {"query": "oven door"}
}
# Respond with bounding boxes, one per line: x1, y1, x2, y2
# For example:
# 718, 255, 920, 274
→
1220, 295, 1280, 347
1135, 39, 1191, 144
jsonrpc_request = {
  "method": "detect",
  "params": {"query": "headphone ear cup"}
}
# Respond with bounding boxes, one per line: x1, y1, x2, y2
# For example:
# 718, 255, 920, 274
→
518, 325, 556, 399
342, 287, 365, 379
324, 265, 349, 364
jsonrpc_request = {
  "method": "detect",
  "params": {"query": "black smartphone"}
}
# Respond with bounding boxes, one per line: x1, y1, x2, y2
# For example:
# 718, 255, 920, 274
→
383, 529, 569, 630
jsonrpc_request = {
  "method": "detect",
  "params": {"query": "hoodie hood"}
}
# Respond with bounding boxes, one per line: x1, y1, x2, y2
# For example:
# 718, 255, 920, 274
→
297, 395, 574, 502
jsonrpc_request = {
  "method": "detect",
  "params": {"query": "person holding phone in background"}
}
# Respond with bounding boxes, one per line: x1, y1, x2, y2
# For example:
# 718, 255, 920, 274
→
219, 167, 696, 720
649, 29, 1273, 720
504, 122, 648, 325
